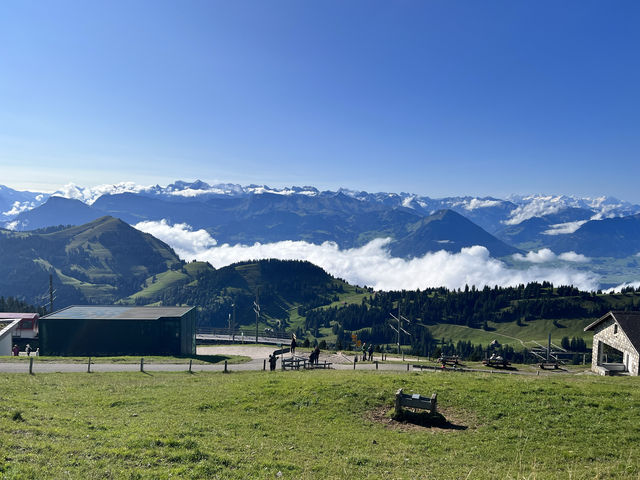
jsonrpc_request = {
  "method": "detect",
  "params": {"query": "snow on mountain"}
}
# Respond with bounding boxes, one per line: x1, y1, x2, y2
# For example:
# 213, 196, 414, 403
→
505, 194, 637, 226
2, 182, 640, 233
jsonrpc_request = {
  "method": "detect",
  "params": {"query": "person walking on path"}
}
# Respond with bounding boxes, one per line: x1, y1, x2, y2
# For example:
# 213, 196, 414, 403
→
25, 344, 31, 356
12, 344, 19, 356
362, 343, 368, 361
368, 343, 374, 362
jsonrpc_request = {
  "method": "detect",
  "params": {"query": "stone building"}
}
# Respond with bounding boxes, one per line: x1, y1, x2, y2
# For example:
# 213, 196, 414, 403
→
584, 311, 640, 376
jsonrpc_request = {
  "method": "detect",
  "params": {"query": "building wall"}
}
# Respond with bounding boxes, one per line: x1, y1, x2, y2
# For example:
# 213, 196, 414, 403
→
0, 332, 12, 356
179, 308, 197, 355
40, 318, 183, 356
591, 317, 640, 375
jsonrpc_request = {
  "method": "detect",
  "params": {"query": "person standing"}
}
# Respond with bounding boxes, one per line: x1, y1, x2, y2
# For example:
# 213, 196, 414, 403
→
368, 343, 374, 362
290, 334, 297, 356
268, 354, 277, 371
12, 344, 19, 356
25, 344, 31, 356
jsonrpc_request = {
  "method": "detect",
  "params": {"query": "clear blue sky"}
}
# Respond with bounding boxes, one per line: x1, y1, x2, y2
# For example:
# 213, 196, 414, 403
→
1, 1, 639, 201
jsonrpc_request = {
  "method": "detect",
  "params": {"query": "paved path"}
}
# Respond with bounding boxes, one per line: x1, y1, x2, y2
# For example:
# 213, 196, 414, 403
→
0, 346, 567, 376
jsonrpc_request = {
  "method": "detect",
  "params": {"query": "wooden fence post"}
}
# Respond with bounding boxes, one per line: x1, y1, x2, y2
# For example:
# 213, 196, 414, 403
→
263, 359, 266, 371
189, 359, 192, 373
224, 360, 228, 373
406, 363, 409, 371
375, 361, 378, 370
395, 388, 403, 415
29, 357, 33, 375
140, 358, 144, 372
430, 393, 437, 413
87, 357, 91, 373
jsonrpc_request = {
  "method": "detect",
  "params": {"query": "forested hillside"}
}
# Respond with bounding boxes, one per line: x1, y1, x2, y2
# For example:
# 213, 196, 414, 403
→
152, 259, 347, 331
303, 282, 640, 360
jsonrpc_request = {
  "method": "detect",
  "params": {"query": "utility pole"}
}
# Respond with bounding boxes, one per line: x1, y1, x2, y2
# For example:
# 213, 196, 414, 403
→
389, 312, 411, 355
232, 303, 236, 342
253, 294, 260, 344
49, 274, 54, 314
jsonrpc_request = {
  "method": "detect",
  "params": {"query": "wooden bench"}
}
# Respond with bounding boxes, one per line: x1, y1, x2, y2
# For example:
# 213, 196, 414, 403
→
438, 355, 459, 366
305, 361, 332, 369
395, 388, 437, 415
281, 357, 306, 370
483, 356, 510, 368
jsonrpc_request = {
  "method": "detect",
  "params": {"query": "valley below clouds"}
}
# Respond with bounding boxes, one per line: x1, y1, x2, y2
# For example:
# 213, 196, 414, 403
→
136, 219, 602, 292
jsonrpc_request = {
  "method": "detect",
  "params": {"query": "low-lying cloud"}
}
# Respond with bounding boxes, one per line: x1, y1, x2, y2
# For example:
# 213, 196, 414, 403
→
543, 220, 587, 235
135, 220, 600, 292
512, 249, 590, 264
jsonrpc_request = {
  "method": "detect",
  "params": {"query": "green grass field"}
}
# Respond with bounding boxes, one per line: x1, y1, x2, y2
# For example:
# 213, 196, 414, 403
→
428, 317, 593, 350
1, 369, 638, 479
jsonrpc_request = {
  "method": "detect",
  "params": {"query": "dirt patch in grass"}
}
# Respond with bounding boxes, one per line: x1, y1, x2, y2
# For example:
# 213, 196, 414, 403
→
366, 405, 478, 433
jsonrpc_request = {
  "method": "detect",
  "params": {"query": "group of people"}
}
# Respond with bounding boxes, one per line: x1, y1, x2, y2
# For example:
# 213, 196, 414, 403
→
361, 342, 375, 361
11, 344, 38, 356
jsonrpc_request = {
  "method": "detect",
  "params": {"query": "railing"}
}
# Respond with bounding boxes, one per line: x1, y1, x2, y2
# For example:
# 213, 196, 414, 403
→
196, 327, 291, 341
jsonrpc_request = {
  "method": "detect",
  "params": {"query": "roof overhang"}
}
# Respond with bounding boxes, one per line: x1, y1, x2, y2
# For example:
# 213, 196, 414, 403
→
584, 311, 615, 332
0, 318, 22, 341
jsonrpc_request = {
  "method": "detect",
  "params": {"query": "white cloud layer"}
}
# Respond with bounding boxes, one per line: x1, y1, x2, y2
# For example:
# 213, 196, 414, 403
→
605, 281, 640, 293
2, 200, 38, 217
135, 220, 600, 292
512, 248, 590, 264
543, 220, 587, 235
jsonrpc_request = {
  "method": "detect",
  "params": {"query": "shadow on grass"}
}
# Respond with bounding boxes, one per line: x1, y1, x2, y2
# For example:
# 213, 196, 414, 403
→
392, 409, 468, 430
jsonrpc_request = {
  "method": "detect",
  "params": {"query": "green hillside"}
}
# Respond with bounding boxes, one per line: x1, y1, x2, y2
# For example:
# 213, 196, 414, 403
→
0, 216, 182, 308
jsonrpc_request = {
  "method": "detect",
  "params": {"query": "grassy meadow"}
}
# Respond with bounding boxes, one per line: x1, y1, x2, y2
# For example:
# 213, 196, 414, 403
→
1, 369, 639, 479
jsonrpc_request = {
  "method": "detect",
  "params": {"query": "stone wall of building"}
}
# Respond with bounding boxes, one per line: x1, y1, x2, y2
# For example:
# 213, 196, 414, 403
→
591, 317, 640, 375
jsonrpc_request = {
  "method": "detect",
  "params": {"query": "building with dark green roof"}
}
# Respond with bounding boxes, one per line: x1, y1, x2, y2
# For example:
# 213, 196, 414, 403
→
40, 306, 196, 356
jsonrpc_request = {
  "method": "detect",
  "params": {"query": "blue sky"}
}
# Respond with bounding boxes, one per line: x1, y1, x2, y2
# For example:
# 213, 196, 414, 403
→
1, 1, 639, 201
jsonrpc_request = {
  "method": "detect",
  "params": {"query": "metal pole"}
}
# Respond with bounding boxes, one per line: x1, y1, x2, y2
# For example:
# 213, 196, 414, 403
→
140, 358, 144, 372
189, 359, 192, 373
49, 274, 54, 314
88, 357, 91, 373
29, 357, 34, 375
224, 360, 228, 373
232, 303, 236, 342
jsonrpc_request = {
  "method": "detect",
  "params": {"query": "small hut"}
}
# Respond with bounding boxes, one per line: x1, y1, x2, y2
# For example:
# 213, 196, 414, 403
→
584, 311, 640, 376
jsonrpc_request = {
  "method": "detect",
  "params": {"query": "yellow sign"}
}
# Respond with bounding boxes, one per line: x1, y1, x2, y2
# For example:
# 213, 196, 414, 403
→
351, 333, 357, 341
356, 340, 361, 347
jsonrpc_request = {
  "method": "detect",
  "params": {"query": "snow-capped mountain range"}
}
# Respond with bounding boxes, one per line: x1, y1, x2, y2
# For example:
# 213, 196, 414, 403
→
2, 180, 638, 232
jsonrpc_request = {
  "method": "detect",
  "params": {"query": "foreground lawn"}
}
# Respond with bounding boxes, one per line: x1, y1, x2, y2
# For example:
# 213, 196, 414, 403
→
0, 370, 639, 479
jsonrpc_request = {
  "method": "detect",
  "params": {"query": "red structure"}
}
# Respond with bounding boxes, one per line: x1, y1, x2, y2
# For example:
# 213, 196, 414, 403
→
0, 313, 39, 340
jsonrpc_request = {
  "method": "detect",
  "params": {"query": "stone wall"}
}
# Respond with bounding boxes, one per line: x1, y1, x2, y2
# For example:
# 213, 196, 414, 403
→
591, 316, 640, 375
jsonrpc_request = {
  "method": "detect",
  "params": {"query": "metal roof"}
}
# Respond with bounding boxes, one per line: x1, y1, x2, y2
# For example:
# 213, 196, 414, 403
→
42, 305, 194, 321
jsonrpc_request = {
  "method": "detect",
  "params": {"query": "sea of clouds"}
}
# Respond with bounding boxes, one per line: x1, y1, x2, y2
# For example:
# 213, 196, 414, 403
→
135, 220, 605, 292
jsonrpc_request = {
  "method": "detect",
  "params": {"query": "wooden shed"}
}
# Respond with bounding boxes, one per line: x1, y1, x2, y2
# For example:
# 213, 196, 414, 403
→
40, 305, 196, 356
584, 311, 640, 376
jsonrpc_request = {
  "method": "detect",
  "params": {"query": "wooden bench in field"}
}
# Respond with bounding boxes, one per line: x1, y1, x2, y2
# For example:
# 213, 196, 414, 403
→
395, 388, 437, 415
305, 361, 332, 369
438, 355, 459, 366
